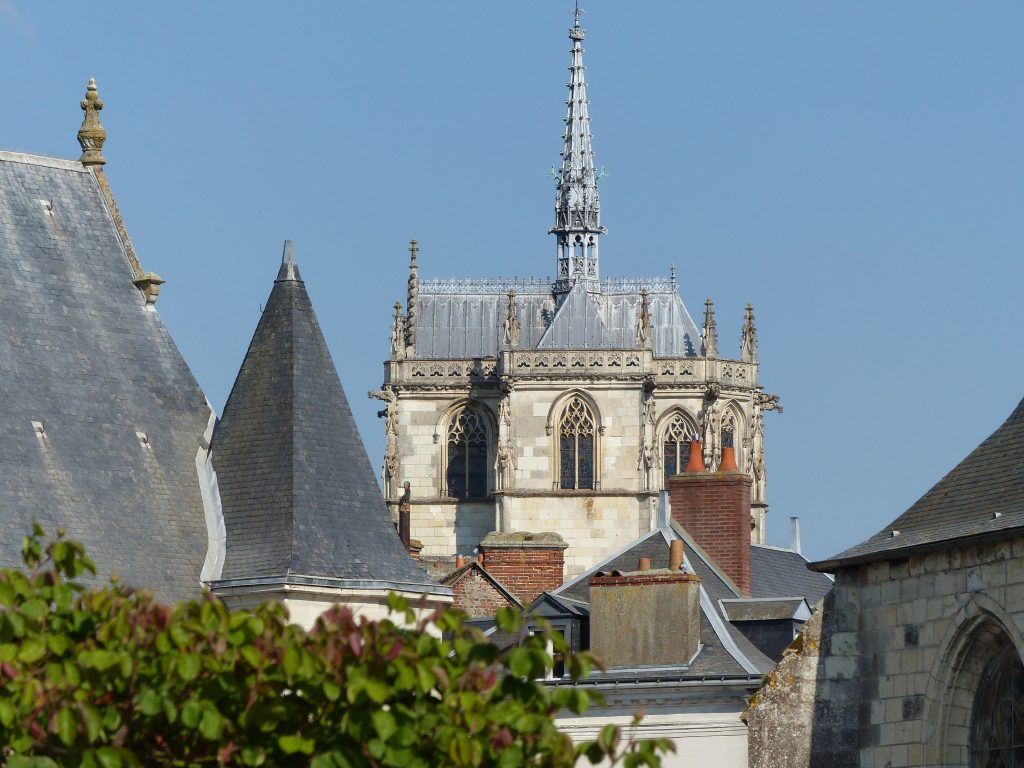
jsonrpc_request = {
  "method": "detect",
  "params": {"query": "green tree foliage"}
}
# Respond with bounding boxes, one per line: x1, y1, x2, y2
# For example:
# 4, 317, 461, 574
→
0, 526, 672, 767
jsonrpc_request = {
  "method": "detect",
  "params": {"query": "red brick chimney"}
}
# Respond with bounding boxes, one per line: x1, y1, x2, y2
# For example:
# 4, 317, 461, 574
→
478, 531, 568, 606
668, 440, 752, 596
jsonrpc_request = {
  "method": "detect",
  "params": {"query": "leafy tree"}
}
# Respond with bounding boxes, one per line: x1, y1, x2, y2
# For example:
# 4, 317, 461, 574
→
0, 526, 672, 767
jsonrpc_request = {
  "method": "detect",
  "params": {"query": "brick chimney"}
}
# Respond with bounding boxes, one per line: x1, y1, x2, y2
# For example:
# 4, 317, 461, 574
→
668, 441, 753, 596
478, 531, 568, 605
589, 567, 702, 668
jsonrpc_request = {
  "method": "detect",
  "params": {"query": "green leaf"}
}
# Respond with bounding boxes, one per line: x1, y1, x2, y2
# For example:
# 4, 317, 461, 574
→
283, 644, 300, 678
137, 688, 162, 716
17, 637, 46, 663
199, 707, 224, 740
278, 734, 315, 755
176, 653, 200, 682
322, 679, 341, 701
372, 709, 397, 741
0, 699, 15, 727
56, 705, 77, 746
94, 747, 123, 768
19, 598, 48, 622
181, 699, 201, 728
365, 678, 389, 704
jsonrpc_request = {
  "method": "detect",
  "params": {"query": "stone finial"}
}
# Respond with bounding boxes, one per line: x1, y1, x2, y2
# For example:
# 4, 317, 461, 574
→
77, 78, 106, 167
701, 297, 718, 359
740, 303, 758, 363
502, 289, 520, 349
133, 272, 166, 305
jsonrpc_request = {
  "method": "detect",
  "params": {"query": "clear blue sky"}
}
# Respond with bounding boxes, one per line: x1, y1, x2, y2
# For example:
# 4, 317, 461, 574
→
3, 2, 1023, 562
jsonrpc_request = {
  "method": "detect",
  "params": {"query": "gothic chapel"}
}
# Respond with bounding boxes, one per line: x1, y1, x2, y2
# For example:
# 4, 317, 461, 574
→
376, 11, 781, 577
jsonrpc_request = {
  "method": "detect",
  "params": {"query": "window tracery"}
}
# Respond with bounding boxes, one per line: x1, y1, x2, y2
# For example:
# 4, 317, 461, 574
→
970, 641, 1024, 766
558, 397, 595, 490
663, 413, 698, 482
446, 405, 489, 499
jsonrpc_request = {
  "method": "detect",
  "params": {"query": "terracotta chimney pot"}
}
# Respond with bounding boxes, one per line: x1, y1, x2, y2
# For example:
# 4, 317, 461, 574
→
638, 556, 651, 571
455, 555, 466, 569
669, 540, 684, 571
719, 445, 739, 472
684, 440, 705, 473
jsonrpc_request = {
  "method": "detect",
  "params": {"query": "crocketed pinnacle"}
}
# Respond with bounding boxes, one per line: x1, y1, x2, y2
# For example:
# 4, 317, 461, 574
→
740, 303, 758, 363
77, 78, 106, 167
701, 298, 718, 359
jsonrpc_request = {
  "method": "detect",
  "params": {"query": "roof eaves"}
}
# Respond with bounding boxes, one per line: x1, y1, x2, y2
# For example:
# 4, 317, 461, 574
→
809, 523, 1024, 573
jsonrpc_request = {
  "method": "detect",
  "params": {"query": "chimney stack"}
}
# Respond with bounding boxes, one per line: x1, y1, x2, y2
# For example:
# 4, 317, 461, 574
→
479, 531, 567, 605
668, 440, 753, 596
589, 560, 701, 668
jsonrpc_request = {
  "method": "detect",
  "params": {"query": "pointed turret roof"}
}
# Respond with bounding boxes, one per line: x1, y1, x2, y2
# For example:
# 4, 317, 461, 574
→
212, 242, 445, 594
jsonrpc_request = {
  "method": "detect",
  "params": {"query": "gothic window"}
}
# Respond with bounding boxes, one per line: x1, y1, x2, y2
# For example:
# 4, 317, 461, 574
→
970, 641, 1024, 766
446, 406, 489, 499
559, 397, 595, 490
722, 411, 736, 449
663, 414, 698, 483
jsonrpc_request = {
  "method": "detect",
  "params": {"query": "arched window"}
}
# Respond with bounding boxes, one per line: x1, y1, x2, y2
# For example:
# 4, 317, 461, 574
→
663, 413, 698, 482
446, 406, 489, 499
559, 397, 595, 490
970, 641, 1024, 765
722, 411, 736, 450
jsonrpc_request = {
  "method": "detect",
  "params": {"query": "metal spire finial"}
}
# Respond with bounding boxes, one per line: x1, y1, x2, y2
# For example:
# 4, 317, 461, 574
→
573, 0, 583, 29
77, 78, 106, 167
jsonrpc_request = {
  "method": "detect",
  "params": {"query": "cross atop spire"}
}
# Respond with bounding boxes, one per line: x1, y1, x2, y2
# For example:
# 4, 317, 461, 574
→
551, 5, 605, 295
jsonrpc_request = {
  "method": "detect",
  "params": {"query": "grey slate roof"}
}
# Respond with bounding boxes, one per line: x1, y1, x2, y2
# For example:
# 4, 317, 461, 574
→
0, 152, 212, 603
720, 598, 810, 622
813, 396, 1024, 571
211, 244, 446, 594
413, 277, 699, 358
751, 544, 833, 604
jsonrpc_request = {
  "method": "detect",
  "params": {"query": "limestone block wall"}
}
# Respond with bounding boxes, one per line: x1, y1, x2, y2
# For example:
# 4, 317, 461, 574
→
389, 376, 760, 577
746, 534, 1024, 768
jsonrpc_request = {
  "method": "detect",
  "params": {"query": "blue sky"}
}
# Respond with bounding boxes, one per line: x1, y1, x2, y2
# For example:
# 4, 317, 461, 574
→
3, 2, 1022, 562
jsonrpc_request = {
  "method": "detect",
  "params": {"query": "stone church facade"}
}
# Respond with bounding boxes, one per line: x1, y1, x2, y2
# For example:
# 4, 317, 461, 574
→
744, 396, 1024, 767
376, 13, 781, 577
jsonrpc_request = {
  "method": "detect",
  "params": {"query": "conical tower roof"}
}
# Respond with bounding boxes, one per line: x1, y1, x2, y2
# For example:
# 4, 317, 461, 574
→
212, 242, 444, 593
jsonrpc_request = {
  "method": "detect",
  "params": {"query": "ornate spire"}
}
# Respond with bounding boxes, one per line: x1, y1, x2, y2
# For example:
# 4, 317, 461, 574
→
502, 289, 520, 349
77, 78, 106, 167
405, 239, 418, 354
701, 298, 718, 359
740, 303, 758, 363
551, 5, 606, 294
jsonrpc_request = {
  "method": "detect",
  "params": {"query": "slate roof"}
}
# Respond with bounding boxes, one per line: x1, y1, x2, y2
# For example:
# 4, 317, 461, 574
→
211, 244, 447, 595
751, 544, 833, 604
720, 598, 811, 622
413, 277, 699, 358
813, 396, 1024, 571
0, 152, 213, 603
